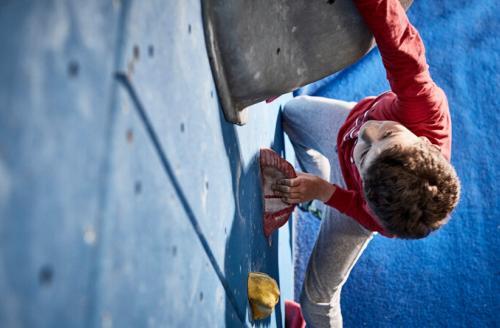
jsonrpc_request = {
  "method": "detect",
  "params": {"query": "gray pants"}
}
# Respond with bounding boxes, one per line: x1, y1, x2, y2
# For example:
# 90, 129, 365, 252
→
283, 95, 375, 328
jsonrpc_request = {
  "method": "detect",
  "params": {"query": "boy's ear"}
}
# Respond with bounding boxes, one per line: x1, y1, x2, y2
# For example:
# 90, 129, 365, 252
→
419, 136, 440, 151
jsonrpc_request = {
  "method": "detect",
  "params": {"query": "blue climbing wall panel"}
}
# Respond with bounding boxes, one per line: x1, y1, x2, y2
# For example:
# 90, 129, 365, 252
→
295, 0, 499, 327
0, 1, 294, 327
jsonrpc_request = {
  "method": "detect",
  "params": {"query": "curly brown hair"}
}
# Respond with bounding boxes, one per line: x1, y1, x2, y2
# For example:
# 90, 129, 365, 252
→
362, 142, 460, 239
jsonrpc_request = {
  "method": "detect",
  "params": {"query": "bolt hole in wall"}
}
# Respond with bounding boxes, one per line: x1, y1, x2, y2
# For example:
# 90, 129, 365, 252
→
148, 45, 154, 58
133, 45, 140, 60
127, 46, 140, 75
199, 292, 204, 301
134, 181, 142, 195
38, 265, 54, 286
126, 129, 134, 143
172, 245, 177, 257
68, 60, 79, 77
180, 123, 185, 133
276, 47, 281, 55
188, 24, 192, 34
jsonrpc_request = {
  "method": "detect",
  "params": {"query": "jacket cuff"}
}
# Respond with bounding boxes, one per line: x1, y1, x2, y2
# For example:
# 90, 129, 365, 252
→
324, 184, 355, 213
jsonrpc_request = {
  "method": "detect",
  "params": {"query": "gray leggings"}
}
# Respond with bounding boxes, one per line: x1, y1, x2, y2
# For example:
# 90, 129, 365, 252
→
283, 95, 375, 328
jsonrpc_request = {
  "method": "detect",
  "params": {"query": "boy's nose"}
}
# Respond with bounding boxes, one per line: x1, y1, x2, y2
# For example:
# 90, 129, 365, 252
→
360, 124, 378, 143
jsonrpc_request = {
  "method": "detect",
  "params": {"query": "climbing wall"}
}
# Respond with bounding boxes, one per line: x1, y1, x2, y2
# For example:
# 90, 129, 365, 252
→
0, 1, 294, 327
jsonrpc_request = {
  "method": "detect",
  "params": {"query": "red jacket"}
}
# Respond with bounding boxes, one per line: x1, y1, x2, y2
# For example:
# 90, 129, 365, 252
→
325, 0, 452, 237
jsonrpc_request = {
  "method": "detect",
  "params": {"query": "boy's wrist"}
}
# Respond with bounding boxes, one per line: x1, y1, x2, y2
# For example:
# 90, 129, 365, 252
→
317, 178, 336, 203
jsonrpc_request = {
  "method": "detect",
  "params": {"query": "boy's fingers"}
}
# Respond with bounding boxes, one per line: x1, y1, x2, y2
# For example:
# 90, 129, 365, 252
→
273, 184, 293, 193
279, 178, 300, 187
274, 191, 301, 198
282, 197, 301, 204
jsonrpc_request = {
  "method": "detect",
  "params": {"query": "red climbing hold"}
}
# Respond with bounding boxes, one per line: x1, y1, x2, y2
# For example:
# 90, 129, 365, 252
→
259, 148, 297, 241
285, 300, 306, 328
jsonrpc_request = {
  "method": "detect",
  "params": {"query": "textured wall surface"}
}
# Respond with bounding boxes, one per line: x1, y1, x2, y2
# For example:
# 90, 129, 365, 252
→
2, 0, 498, 327
0, 1, 294, 327
295, 0, 499, 327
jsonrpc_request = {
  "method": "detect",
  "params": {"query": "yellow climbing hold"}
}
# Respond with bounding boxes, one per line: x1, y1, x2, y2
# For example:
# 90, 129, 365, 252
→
247, 272, 280, 320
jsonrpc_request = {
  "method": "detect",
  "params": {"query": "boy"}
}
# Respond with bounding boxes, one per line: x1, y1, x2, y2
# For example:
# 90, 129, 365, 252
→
272, 0, 460, 326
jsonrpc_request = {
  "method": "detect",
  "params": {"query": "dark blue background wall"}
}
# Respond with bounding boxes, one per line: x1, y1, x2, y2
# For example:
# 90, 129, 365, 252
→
295, 0, 499, 327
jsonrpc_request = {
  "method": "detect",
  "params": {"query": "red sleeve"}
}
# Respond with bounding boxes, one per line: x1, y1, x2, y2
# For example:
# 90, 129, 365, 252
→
324, 184, 366, 220
353, 0, 446, 123
325, 184, 394, 236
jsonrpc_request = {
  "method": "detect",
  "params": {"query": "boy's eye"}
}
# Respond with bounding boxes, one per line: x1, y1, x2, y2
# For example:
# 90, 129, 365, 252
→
360, 148, 370, 165
382, 131, 394, 139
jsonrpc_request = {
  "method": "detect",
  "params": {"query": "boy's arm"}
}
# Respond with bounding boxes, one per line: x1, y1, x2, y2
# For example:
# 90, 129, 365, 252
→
274, 174, 365, 218
274, 174, 390, 234
325, 186, 389, 234
353, 0, 445, 122
325, 186, 364, 219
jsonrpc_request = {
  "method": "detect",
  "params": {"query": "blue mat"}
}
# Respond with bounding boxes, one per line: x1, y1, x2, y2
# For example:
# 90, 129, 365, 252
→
294, 0, 500, 326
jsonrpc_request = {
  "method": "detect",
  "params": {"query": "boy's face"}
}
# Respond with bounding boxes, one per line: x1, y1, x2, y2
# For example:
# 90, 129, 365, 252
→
353, 120, 424, 177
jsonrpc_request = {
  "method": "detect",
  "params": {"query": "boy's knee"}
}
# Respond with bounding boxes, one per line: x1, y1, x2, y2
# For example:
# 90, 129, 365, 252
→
283, 95, 312, 118
282, 96, 315, 135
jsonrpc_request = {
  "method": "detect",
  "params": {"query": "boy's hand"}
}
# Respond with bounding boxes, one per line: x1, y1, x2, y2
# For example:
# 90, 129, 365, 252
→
272, 172, 336, 204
